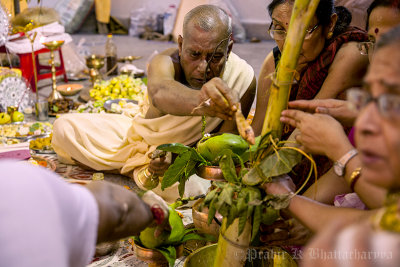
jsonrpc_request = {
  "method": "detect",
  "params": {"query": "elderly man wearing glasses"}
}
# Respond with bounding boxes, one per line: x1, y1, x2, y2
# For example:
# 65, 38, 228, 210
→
52, 5, 256, 202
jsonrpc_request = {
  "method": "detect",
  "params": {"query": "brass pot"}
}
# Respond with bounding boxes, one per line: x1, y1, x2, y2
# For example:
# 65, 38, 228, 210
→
184, 243, 217, 267
184, 243, 297, 267
134, 242, 183, 267
192, 198, 221, 238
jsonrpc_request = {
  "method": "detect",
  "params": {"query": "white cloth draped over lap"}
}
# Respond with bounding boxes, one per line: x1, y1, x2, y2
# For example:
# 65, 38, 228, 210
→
52, 52, 254, 202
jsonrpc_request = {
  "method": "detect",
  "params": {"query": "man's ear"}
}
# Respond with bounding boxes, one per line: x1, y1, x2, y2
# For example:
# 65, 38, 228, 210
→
226, 39, 234, 58
178, 35, 183, 57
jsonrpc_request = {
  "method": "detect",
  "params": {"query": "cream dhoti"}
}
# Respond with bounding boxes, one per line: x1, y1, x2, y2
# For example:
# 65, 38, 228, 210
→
52, 53, 254, 202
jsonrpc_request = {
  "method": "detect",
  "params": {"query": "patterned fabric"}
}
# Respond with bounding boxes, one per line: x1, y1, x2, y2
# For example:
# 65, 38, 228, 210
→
289, 27, 368, 102
274, 27, 368, 190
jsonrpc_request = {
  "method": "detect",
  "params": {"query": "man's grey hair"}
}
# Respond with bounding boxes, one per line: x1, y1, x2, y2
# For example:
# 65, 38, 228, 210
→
183, 5, 232, 38
376, 24, 400, 50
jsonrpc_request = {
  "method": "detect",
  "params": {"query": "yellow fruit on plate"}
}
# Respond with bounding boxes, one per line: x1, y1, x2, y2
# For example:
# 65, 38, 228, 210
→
0, 113, 11, 124
11, 111, 24, 122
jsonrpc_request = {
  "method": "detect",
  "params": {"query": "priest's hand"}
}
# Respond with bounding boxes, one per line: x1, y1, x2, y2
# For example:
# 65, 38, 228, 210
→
193, 77, 239, 120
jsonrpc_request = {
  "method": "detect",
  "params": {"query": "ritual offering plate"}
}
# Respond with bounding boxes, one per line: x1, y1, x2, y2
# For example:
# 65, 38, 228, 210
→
67, 72, 89, 81
71, 100, 106, 113
29, 134, 54, 154
103, 99, 138, 113
49, 99, 79, 116
0, 122, 52, 140
80, 75, 146, 102
56, 83, 84, 96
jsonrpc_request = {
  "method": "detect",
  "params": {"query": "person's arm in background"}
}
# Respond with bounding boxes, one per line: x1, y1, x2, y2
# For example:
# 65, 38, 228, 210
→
313, 42, 369, 100
303, 168, 351, 205
0, 162, 164, 267
262, 176, 375, 233
252, 51, 274, 136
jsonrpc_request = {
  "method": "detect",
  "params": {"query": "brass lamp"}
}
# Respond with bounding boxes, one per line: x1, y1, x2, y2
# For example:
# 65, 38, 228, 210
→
42, 40, 65, 102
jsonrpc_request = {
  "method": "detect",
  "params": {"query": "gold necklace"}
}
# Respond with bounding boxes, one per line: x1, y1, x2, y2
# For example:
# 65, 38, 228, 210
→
371, 190, 400, 233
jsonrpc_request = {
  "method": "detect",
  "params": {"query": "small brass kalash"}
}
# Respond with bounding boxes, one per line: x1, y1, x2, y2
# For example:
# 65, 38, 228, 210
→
134, 242, 183, 267
42, 40, 65, 102
86, 54, 105, 86
136, 150, 167, 190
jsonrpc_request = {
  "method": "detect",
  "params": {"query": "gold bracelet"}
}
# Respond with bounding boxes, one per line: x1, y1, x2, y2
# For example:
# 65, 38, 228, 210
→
349, 167, 362, 192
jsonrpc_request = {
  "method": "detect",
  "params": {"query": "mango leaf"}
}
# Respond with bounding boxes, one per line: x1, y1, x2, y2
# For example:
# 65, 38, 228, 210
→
265, 194, 293, 210
240, 135, 262, 162
155, 246, 176, 267
184, 160, 197, 177
161, 151, 191, 190
261, 206, 280, 226
237, 190, 248, 214
242, 148, 302, 186
157, 143, 192, 155
178, 178, 186, 198
181, 232, 216, 243
167, 208, 185, 244
215, 185, 234, 209
238, 211, 248, 236
251, 206, 262, 242
218, 203, 230, 218
190, 149, 207, 163
246, 187, 261, 218
226, 203, 238, 229
207, 197, 218, 225
219, 151, 238, 183
204, 188, 218, 205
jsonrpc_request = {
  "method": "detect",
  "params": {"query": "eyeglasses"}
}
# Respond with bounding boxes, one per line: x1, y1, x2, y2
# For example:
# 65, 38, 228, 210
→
357, 41, 375, 56
347, 88, 400, 120
268, 23, 320, 41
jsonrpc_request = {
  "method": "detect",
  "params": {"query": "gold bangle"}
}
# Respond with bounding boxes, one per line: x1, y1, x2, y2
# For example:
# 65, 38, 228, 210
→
349, 167, 361, 192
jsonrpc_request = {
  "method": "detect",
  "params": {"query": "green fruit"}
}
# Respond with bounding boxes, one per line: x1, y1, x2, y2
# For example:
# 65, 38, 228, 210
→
197, 133, 249, 163
261, 206, 279, 226
0, 113, 11, 124
11, 111, 24, 122
139, 227, 169, 249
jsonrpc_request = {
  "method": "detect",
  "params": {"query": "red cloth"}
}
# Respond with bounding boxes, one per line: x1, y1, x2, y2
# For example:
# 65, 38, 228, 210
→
280, 27, 369, 190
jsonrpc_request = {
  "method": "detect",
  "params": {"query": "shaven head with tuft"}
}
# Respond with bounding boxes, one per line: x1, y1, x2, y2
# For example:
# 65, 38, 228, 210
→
183, 5, 232, 40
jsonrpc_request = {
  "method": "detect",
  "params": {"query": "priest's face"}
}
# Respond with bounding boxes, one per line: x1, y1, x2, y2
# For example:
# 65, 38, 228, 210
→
178, 23, 232, 89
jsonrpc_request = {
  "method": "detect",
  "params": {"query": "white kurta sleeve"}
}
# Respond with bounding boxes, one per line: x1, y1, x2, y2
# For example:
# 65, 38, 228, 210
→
0, 160, 99, 267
